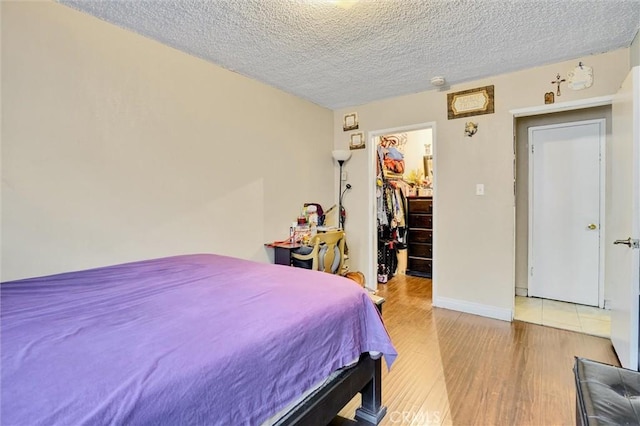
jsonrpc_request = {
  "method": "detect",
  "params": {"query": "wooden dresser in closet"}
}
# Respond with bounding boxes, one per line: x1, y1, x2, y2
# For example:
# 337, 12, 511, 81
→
406, 196, 433, 278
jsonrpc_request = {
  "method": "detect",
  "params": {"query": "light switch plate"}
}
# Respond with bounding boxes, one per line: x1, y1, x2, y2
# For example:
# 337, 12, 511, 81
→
476, 184, 485, 195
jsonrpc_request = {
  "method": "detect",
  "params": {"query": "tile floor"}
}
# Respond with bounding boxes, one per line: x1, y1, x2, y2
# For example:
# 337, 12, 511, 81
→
514, 296, 611, 338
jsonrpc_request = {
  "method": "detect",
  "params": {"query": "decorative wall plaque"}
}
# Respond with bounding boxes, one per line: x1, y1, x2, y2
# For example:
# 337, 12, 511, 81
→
343, 112, 359, 131
447, 85, 494, 120
567, 62, 593, 90
464, 122, 478, 137
349, 132, 365, 150
544, 92, 555, 104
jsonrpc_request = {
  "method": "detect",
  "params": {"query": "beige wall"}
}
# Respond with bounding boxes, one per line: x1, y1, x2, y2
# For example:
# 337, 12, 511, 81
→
335, 49, 630, 316
1, 2, 334, 281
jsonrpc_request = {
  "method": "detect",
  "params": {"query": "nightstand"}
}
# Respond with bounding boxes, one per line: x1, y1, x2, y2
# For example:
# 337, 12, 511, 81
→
264, 241, 301, 266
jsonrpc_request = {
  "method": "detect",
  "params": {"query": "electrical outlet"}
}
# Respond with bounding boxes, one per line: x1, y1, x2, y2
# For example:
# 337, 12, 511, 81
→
342, 171, 348, 180
476, 184, 485, 195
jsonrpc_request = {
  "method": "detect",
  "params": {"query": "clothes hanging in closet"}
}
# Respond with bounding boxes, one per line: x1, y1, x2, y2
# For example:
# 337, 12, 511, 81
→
376, 147, 407, 283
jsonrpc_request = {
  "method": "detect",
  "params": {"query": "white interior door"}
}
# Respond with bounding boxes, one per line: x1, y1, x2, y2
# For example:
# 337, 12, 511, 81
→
529, 120, 604, 306
608, 67, 640, 371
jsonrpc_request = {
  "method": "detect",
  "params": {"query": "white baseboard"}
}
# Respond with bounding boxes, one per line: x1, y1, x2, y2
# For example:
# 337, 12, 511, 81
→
433, 296, 513, 322
515, 287, 528, 297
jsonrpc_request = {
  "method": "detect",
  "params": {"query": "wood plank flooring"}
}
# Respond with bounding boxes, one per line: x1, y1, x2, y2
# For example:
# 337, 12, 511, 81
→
331, 274, 619, 425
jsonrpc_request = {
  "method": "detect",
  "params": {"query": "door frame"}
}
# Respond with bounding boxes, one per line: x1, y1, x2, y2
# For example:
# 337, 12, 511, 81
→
527, 119, 606, 307
608, 66, 640, 370
510, 95, 613, 318
367, 122, 437, 295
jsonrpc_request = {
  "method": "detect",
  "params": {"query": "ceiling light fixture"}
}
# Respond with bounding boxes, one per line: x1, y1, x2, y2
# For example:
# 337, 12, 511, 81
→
327, 0, 358, 9
430, 76, 446, 87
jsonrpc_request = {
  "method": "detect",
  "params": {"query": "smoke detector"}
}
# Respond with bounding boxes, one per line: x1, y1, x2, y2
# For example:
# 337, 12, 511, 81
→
430, 76, 446, 87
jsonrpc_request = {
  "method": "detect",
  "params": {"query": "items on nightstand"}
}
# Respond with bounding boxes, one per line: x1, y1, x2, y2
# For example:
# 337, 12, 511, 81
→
266, 203, 344, 267
292, 225, 312, 245
289, 222, 296, 242
306, 204, 319, 226
289, 203, 325, 245
304, 203, 325, 226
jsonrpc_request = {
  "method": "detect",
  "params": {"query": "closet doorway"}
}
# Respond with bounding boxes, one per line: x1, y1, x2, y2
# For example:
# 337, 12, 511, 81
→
368, 122, 437, 294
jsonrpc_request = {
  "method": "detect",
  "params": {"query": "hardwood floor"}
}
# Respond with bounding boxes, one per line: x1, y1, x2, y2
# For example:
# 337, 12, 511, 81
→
331, 274, 619, 425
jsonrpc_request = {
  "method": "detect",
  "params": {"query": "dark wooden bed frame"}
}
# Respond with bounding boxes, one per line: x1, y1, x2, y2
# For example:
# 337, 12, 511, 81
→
274, 353, 386, 425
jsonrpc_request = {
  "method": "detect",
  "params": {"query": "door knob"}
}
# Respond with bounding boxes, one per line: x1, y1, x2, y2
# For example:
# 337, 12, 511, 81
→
614, 238, 633, 247
613, 238, 640, 248
587, 224, 597, 230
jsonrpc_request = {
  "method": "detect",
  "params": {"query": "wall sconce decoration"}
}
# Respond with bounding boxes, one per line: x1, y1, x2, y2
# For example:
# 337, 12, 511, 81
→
343, 112, 359, 131
349, 132, 365, 150
464, 122, 478, 137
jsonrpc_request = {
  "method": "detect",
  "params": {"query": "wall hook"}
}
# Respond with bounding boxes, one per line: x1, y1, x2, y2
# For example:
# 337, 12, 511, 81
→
464, 122, 478, 137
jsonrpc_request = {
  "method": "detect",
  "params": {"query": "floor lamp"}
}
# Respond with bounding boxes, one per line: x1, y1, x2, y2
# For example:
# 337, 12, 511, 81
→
332, 150, 352, 229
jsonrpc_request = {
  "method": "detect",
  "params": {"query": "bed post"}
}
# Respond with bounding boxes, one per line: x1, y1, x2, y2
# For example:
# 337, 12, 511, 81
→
355, 356, 386, 425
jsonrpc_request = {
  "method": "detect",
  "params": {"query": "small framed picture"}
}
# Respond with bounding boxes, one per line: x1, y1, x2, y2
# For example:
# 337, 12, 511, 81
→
343, 112, 359, 131
349, 132, 365, 150
544, 92, 555, 104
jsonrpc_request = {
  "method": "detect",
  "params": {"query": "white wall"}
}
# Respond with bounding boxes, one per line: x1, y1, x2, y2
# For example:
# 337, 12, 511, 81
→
1, 2, 334, 281
334, 49, 630, 319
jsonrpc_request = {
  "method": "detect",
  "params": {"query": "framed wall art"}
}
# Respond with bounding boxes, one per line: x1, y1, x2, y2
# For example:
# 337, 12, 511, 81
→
343, 112, 359, 131
447, 85, 494, 120
349, 132, 365, 150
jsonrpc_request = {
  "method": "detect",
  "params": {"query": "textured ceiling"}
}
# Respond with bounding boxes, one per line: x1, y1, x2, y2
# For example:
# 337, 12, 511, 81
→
59, 0, 640, 109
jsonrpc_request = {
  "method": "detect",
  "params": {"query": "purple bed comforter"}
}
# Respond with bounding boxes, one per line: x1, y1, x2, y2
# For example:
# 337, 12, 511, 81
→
1, 254, 396, 425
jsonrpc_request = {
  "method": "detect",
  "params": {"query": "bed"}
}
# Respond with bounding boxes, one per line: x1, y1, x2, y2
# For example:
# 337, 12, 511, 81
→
1, 254, 397, 425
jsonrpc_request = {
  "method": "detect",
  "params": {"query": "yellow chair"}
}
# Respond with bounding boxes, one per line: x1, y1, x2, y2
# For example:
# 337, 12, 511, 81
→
291, 230, 346, 274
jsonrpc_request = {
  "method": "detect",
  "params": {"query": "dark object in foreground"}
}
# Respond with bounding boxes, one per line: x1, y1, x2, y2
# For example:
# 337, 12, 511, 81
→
276, 354, 386, 426
574, 357, 640, 425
